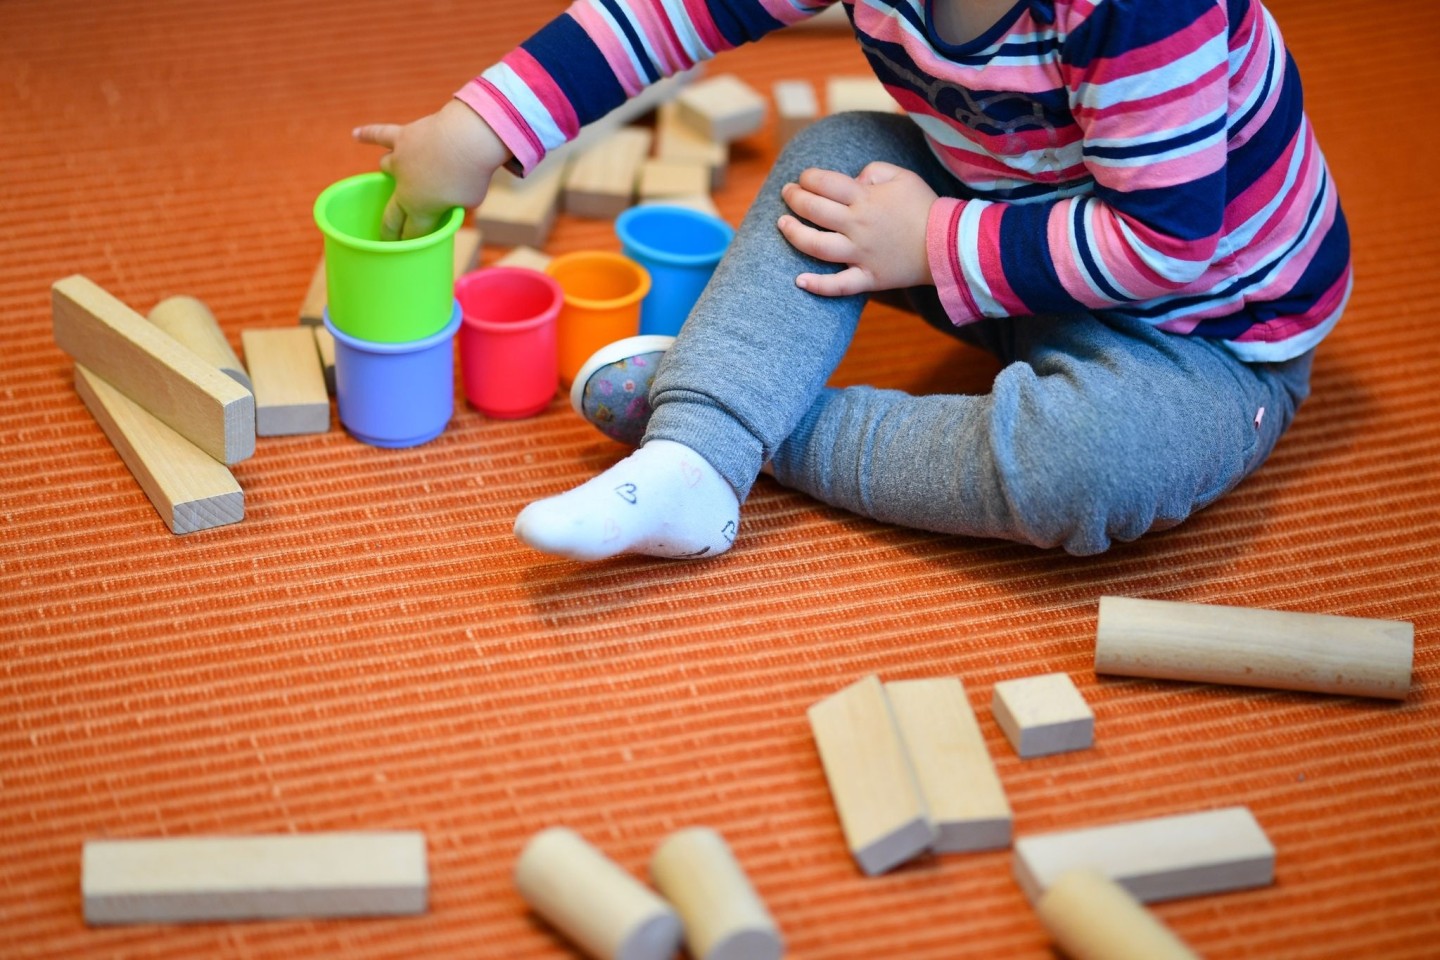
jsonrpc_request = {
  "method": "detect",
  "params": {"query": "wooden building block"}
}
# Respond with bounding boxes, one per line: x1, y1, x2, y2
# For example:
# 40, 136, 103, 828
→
147, 296, 251, 392
826, 76, 902, 115
637, 159, 711, 201
991, 672, 1094, 758
312, 324, 336, 395
807, 675, 936, 875
885, 677, 1012, 853
1095, 595, 1414, 700
1036, 870, 1201, 960
74, 365, 243, 535
650, 827, 783, 960
299, 226, 482, 325
298, 256, 328, 325
81, 831, 428, 924
241, 328, 330, 436
655, 101, 727, 190
52, 275, 255, 465
514, 826, 682, 960
453, 224, 482, 276
564, 126, 653, 219
640, 194, 723, 219
773, 79, 819, 147
493, 246, 553, 271
1013, 806, 1275, 905
476, 162, 567, 248
675, 74, 766, 143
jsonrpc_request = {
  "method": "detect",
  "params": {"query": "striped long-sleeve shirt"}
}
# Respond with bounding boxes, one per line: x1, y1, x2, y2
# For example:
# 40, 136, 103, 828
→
456, 0, 1350, 361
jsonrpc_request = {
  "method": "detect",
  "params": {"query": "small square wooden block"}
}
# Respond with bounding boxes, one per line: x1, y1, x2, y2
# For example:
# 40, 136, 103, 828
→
991, 673, 1094, 758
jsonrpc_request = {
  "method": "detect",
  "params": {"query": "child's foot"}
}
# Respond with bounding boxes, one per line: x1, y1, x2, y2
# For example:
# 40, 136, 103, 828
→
570, 334, 674, 446
514, 440, 739, 561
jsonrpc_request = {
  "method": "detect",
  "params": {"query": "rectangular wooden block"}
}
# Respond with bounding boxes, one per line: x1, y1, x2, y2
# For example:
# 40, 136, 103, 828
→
826, 76, 901, 115
808, 675, 937, 875
640, 194, 723, 219
492, 246, 553, 271
655, 100, 727, 190
637, 159, 711, 201
886, 678, 1012, 853
675, 74, 767, 142
82, 831, 428, 924
312, 324, 336, 395
991, 672, 1094, 758
477, 163, 567, 248
774, 79, 819, 147
299, 226, 482, 326
563, 126, 653, 219
53, 275, 256, 465
1013, 806, 1275, 905
241, 328, 330, 436
1095, 595, 1414, 700
75, 365, 243, 535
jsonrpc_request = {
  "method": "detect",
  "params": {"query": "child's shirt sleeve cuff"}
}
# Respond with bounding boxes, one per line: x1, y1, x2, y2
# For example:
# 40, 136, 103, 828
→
921, 197, 1002, 328
454, 76, 547, 176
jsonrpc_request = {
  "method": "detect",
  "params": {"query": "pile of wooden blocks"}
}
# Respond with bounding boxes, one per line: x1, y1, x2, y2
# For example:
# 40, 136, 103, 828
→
804, 596, 1414, 957
53, 273, 344, 536
473, 71, 766, 252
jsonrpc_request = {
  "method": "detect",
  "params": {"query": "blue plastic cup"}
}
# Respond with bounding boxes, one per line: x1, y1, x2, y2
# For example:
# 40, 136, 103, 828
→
323, 302, 461, 448
615, 205, 734, 337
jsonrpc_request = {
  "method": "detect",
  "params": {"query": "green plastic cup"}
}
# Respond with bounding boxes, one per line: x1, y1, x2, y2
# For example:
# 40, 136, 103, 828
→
313, 172, 463, 343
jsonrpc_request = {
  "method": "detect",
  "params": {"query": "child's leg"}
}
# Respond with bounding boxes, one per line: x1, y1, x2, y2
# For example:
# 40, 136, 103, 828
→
515, 113, 953, 561
770, 309, 1314, 555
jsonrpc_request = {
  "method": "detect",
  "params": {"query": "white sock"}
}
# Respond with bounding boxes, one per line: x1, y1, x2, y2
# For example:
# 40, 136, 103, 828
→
514, 440, 740, 561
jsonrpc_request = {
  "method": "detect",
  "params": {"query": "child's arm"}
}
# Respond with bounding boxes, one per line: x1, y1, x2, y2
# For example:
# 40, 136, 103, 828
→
357, 1, 834, 239
354, 100, 511, 241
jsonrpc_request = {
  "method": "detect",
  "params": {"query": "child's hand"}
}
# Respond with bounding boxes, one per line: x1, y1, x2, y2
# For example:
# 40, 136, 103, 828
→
777, 162, 937, 296
354, 100, 511, 240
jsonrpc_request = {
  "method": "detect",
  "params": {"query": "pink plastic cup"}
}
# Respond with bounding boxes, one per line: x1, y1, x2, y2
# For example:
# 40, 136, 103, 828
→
455, 266, 564, 419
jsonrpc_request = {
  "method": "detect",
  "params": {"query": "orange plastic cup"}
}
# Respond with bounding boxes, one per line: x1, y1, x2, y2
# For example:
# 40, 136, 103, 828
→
545, 251, 651, 388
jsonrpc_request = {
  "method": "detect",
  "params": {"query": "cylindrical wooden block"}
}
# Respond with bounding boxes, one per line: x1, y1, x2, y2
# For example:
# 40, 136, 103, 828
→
1095, 596, 1413, 700
148, 295, 252, 391
1037, 869, 1200, 960
513, 827, 681, 960
649, 827, 783, 960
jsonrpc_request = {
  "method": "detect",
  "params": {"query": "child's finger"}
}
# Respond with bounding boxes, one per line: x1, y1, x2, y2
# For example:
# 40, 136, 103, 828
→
781, 182, 850, 232
777, 214, 856, 264
379, 198, 407, 241
399, 209, 441, 241
796, 167, 861, 204
796, 266, 870, 297
353, 123, 401, 149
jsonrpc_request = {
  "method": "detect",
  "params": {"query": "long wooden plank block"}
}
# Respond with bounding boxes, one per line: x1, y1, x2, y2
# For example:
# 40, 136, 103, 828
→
886, 677, 1011, 852
807, 675, 936, 875
53, 275, 255, 465
1095, 596, 1414, 700
82, 831, 428, 924
74, 365, 243, 535
477, 164, 568, 248
1013, 806, 1275, 905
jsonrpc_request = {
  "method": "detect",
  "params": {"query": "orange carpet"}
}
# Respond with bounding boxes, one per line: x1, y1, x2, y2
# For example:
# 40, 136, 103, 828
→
2, 2, 1436, 957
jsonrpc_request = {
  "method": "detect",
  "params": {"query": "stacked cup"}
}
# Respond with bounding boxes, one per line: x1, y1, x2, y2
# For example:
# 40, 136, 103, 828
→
313, 172, 465, 448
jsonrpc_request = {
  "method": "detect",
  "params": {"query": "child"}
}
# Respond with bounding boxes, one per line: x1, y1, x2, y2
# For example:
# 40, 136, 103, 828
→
356, 0, 1350, 560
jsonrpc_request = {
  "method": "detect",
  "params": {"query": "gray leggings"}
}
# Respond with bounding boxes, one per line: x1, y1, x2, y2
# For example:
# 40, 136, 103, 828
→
644, 112, 1314, 555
